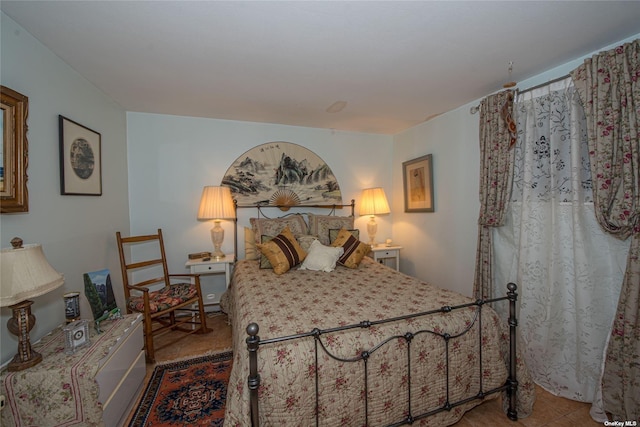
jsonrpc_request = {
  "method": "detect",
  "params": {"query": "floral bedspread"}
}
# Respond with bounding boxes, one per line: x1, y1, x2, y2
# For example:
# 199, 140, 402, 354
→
221, 258, 534, 426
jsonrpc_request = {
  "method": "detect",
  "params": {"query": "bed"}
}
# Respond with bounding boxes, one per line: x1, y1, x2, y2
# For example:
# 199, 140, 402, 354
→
221, 204, 535, 426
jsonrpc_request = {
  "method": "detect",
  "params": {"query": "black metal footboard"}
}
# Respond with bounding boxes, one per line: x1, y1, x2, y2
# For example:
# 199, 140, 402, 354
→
246, 283, 519, 426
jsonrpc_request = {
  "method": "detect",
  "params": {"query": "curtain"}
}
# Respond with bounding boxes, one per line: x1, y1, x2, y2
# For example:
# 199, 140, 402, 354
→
473, 90, 516, 299
570, 39, 640, 421
492, 78, 629, 407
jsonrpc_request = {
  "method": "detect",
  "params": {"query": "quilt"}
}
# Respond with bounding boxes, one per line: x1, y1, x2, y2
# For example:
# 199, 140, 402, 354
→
221, 258, 534, 426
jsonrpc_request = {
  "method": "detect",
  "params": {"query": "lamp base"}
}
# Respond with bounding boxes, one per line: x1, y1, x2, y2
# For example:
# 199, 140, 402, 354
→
8, 350, 42, 372
367, 216, 378, 247
211, 220, 226, 259
6, 300, 43, 371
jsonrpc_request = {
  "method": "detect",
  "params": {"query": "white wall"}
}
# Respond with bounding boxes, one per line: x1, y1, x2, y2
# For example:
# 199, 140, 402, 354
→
0, 13, 129, 365
126, 113, 393, 297
392, 32, 640, 298
393, 106, 480, 297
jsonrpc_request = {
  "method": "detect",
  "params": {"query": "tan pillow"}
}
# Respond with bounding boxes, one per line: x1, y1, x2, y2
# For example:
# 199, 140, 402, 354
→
308, 214, 354, 245
296, 234, 319, 253
250, 216, 308, 244
244, 227, 259, 260
257, 226, 307, 274
330, 227, 371, 268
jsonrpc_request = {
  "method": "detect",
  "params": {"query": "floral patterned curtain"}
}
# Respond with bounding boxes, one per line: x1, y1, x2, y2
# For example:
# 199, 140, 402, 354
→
570, 39, 640, 421
473, 90, 516, 299
492, 78, 629, 411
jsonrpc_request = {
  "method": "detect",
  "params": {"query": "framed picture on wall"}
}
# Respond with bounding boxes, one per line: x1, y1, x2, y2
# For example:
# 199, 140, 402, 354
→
402, 154, 434, 213
1, 86, 29, 213
59, 115, 102, 195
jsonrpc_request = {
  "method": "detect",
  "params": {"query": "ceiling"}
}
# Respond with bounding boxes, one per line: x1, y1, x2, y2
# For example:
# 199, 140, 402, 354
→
2, 1, 640, 135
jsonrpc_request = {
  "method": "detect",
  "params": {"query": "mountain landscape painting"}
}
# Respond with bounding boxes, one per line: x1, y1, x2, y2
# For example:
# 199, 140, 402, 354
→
222, 141, 342, 208
83, 268, 117, 321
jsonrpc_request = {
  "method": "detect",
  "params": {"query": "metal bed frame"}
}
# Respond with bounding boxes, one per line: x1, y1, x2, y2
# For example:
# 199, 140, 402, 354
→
244, 284, 518, 426
234, 200, 519, 426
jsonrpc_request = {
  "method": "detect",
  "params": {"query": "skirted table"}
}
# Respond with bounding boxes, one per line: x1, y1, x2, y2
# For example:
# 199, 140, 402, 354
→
1, 313, 144, 426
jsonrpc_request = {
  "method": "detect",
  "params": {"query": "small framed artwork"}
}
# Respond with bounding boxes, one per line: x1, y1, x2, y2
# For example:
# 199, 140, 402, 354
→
59, 115, 102, 195
83, 268, 117, 320
63, 319, 91, 354
402, 154, 434, 213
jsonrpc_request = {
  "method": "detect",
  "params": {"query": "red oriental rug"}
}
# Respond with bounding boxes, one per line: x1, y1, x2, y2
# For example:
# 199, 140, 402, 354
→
129, 351, 232, 427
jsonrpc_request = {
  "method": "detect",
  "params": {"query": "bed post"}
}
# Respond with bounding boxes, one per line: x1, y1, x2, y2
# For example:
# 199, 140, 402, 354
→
246, 323, 261, 427
506, 282, 518, 421
233, 199, 238, 261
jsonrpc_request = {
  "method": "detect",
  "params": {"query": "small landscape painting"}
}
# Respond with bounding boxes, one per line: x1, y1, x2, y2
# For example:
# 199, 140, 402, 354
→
83, 268, 117, 321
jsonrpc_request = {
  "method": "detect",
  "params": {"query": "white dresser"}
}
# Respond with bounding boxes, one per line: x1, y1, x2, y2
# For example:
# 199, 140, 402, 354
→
1, 313, 145, 427
96, 313, 146, 427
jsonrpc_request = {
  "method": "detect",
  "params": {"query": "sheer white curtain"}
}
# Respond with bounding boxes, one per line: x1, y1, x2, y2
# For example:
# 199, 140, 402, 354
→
492, 78, 629, 407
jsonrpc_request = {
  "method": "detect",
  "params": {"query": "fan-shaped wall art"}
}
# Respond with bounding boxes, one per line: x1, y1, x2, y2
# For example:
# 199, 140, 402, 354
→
222, 142, 342, 209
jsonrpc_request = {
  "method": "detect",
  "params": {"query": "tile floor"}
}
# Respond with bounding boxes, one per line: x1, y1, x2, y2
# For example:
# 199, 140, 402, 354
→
125, 312, 602, 427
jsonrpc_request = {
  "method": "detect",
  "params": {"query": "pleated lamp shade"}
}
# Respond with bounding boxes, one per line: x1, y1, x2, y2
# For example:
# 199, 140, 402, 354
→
359, 187, 390, 216
197, 186, 236, 220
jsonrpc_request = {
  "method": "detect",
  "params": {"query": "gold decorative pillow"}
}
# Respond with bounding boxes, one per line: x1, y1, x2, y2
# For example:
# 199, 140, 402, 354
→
330, 227, 371, 268
257, 226, 307, 274
328, 228, 359, 244
259, 235, 275, 269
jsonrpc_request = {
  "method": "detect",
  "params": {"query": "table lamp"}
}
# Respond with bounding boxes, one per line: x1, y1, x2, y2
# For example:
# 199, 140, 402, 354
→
197, 185, 236, 259
0, 238, 65, 371
359, 187, 391, 247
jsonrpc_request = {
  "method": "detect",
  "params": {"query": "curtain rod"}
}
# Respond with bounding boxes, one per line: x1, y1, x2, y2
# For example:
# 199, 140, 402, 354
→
470, 72, 572, 114
515, 73, 571, 96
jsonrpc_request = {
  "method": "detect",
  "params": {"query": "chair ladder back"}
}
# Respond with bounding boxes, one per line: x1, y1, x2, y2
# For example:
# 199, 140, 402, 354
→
156, 229, 172, 285
116, 231, 133, 303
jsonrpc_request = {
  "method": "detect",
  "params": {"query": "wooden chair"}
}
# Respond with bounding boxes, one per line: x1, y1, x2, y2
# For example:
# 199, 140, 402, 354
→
116, 229, 211, 363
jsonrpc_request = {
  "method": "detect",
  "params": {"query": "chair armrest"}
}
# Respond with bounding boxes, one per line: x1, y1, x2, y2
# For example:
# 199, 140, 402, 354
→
128, 284, 150, 293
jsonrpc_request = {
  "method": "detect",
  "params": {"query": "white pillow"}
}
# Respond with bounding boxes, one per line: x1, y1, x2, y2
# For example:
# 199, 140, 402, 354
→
298, 240, 344, 272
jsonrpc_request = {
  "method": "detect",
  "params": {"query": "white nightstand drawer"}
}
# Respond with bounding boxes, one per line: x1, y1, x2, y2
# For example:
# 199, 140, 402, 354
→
376, 249, 398, 257
191, 263, 226, 274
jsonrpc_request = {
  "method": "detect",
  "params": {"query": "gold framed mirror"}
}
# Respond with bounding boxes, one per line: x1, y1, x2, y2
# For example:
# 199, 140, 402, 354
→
1, 86, 29, 213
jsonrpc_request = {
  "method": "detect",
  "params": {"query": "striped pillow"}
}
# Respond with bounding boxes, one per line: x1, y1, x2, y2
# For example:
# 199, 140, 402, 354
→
257, 226, 307, 275
330, 228, 371, 268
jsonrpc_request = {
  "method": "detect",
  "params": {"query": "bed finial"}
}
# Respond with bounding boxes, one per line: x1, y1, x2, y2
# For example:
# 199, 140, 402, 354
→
247, 322, 259, 337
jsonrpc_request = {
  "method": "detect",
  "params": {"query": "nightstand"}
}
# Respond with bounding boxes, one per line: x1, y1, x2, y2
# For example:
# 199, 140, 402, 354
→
185, 254, 234, 311
369, 245, 402, 271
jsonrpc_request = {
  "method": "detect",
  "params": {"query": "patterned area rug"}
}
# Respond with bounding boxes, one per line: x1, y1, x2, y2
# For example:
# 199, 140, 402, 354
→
129, 351, 232, 426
